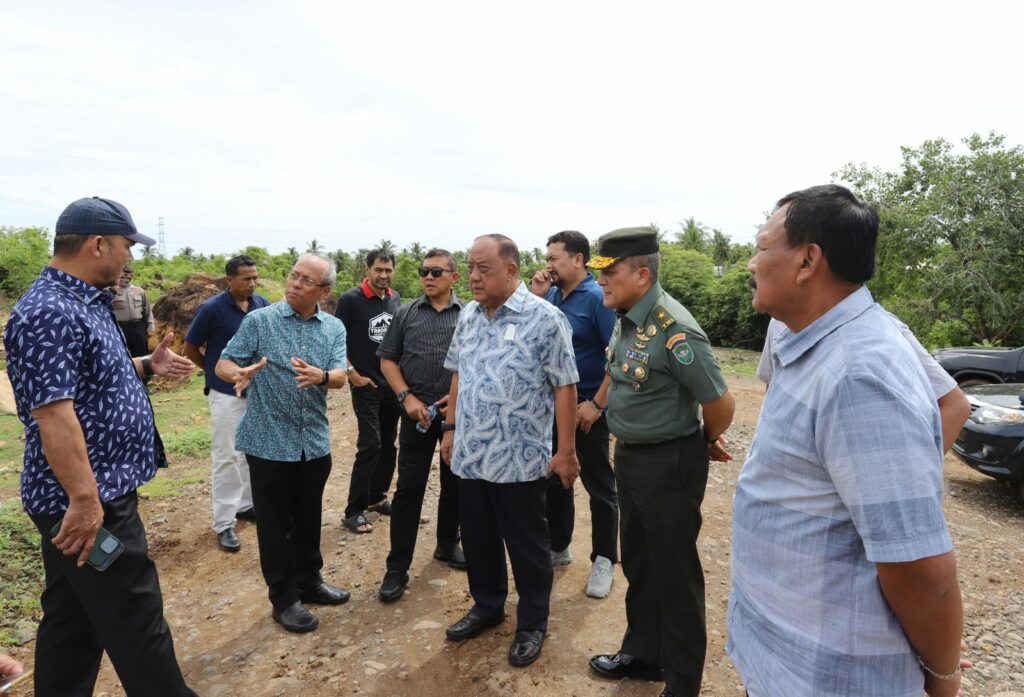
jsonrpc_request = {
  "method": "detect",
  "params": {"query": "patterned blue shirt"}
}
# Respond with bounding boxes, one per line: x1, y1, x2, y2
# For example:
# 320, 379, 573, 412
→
4, 267, 162, 516
727, 287, 952, 697
220, 301, 346, 462
444, 282, 578, 482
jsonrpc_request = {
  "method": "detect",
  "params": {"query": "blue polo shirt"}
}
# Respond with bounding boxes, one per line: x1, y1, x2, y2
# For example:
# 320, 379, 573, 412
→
4, 267, 164, 515
544, 274, 616, 400
185, 290, 270, 396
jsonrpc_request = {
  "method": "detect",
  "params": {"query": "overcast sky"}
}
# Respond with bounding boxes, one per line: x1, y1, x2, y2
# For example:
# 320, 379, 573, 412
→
2, 0, 1021, 258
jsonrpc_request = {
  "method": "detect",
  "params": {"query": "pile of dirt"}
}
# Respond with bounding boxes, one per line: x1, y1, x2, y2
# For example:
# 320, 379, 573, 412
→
150, 274, 227, 354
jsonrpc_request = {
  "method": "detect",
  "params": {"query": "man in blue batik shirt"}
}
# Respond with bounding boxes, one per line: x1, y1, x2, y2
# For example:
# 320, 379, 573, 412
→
530, 230, 619, 599
439, 234, 579, 669
4, 196, 197, 697
729, 185, 967, 697
217, 253, 350, 635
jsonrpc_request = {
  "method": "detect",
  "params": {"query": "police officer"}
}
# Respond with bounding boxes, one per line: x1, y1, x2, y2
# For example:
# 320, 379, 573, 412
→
112, 266, 154, 357
585, 227, 735, 697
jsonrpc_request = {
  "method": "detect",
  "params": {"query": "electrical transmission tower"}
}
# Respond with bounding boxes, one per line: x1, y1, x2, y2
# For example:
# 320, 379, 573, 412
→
158, 217, 166, 257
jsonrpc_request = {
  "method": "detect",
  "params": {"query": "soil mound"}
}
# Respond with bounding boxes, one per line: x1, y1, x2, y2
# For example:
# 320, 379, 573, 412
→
150, 274, 226, 354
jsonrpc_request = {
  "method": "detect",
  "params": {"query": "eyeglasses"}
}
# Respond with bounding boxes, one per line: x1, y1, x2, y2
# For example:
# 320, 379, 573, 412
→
287, 271, 328, 288
417, 267, 449, 278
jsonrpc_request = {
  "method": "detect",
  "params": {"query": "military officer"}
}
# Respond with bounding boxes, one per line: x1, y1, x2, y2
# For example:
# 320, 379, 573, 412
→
112, 266, 154, 357
585, 227, 735, 697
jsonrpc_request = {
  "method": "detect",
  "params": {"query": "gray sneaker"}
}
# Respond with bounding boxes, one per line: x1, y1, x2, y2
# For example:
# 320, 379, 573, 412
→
551, 547, 573, 566
586, 555, 614, 598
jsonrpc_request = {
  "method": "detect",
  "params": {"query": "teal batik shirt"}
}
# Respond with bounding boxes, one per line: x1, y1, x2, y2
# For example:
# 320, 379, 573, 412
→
220, 301, 347, 462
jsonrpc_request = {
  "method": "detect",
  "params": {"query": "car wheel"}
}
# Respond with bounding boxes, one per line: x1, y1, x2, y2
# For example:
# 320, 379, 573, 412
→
958, 378, 995, 388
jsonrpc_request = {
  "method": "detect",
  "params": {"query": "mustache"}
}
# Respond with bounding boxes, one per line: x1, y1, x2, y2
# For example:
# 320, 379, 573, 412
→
747, 276, 757, 290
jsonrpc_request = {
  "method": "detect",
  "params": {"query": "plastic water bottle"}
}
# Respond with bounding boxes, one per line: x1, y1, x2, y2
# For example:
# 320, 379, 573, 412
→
415, 402, 441, 433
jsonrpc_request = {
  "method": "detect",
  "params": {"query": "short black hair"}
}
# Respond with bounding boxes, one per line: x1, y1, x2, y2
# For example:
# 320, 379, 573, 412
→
52, 234, 90, 257
225, 254, 257, 276
366, 249, 396, 268
776, 184, 879, 284
423, 248, 457, 272
546, 230, 590, 263
474, 234, 520, 266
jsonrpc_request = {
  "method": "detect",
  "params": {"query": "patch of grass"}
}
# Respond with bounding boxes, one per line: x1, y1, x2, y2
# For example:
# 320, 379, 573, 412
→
138, 471, 204, 499
162, 428, 212, 459
0, 502, 42, 647
0, 414, 26, 490
714, 346, 762, 377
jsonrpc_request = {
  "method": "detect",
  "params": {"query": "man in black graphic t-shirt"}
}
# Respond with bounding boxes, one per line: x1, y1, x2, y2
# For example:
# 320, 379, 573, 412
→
336, 249, 402, 533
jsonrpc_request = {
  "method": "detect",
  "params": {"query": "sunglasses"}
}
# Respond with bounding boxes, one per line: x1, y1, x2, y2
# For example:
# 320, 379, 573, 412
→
417, 267, 449, 278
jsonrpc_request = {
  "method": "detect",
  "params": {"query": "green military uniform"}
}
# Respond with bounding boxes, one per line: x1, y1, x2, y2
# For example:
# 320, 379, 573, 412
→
587, 227, 729, 697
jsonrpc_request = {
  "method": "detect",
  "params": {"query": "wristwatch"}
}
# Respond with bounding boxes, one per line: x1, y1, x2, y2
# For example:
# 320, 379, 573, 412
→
396, 390, 411, 403
441, 422, 456, 433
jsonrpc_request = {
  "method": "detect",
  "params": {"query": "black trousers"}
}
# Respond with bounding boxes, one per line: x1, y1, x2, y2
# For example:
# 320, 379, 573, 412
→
29, 492, 196, 697
386, 415, 461, 573
246, 453, 332, 610
118, 319, 149, 358
345, 384, 401, 519
546, 413, 619, 562
615, 432, 709, 697
460, 477, 552, 632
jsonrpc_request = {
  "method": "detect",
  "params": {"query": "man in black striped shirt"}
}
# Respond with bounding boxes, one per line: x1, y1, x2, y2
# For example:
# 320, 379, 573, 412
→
375, 249, 465, 601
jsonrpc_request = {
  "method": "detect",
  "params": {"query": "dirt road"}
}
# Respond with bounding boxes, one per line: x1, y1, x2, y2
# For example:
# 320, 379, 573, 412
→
16, 373, 1023, 696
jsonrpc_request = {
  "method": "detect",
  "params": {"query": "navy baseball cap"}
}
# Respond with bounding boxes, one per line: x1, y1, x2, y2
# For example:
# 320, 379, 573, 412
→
55, 197, 156, 246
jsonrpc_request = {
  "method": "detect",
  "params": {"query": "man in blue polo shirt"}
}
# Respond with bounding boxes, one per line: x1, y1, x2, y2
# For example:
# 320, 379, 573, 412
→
4, 196, 197, 696
530, 230, 618, 599
184, 255, 270, 552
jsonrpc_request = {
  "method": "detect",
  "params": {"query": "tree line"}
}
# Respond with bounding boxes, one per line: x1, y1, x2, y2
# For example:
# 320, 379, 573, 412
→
2, 132, 1021, 350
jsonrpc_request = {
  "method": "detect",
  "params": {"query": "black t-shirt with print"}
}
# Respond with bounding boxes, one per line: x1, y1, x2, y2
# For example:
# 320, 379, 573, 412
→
335, 282, 401, 388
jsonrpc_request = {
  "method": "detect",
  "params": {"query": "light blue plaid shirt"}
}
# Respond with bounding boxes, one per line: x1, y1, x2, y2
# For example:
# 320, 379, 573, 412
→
444, 282, 578, 482
220, 301, 346, 462
728, 286, 952, 697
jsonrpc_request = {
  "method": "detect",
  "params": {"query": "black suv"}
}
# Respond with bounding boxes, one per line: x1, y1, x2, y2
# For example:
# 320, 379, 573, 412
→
932, 346, 1024, 387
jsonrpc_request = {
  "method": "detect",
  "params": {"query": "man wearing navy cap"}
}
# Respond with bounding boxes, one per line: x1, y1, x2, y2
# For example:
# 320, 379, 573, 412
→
4, 197, 197, 696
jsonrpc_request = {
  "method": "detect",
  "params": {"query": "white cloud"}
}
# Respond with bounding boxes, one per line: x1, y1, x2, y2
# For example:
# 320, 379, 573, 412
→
1, 0, 1021, 256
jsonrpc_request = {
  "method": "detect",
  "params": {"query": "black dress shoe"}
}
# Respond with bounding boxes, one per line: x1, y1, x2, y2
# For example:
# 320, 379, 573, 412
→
445, 610, 505, 641
298, 582, 350, 606
272, 602, 318, 633
589, 652, 663, 681
217, 528, 240, 552
658, 690, 676, 697
433, 542, 467, 570
235, 507, 257, 522
378, 571, 409, 602
508, 629, 545, 667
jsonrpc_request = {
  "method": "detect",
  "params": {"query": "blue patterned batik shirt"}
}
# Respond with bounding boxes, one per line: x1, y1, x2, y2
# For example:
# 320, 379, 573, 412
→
4, 267, 163, 516
727, 287, 952, 697
220, 301, 346, 462
444, 282, 578, 483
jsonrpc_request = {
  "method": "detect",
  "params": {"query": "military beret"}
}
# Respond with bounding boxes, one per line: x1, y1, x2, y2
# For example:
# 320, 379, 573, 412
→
586, 226, 660, 270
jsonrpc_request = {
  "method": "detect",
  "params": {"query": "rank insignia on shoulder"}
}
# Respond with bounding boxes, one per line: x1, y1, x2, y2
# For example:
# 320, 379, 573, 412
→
654, 305, 675, 329
671, 341, 695, 365
666, 332, 687, 349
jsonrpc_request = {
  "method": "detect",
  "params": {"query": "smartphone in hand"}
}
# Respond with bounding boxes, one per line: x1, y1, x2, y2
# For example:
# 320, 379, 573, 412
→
49, 521, 125, 571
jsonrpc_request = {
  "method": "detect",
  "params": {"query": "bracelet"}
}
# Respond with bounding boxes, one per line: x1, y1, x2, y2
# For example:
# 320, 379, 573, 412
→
441, 422, 456, 433
590, 399, 605, 412
916, 654, 961, 681
141, 356, 154, 377
321, 370, 329, 386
